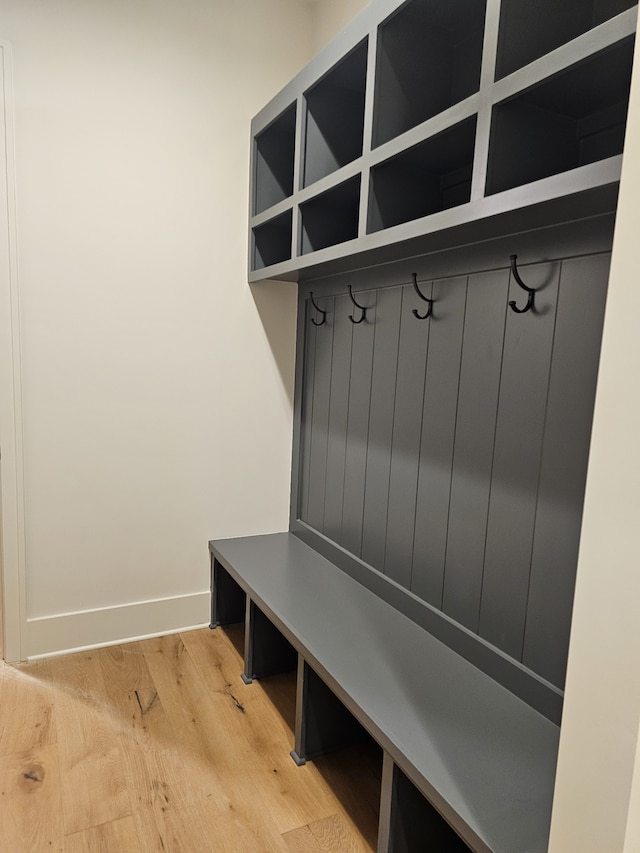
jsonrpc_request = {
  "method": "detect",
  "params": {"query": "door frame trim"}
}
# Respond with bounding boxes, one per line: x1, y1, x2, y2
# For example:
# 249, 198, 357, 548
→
0, 40, 26, 662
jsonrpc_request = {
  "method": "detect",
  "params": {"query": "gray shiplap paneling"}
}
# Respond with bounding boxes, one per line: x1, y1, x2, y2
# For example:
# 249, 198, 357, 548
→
478, 261, 560, 658
299, 300, 318, 523
361, 287, 403, 572
323, 294, 353, 542
304, 296, 334, 531
411, 276, 467, 607
341, 289, 377, 557
442, 268, 509, 632
522, 252, 610, 686
384, 281, 432, 587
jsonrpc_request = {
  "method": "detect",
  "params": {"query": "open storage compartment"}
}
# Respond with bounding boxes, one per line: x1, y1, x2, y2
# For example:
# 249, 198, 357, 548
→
385, 765, 471, 852
496, 0, 637, 80
372, 0, 486, 147
254, 103, 297, 215
300, 176, 361, 254
487, 37, 634, 196
252, 210, 293, 271
303, 41, 368, 188
368, 116, 476, 232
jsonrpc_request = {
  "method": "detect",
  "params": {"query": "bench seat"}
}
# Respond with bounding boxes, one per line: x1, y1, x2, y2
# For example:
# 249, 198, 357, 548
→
209, 532, 559, 853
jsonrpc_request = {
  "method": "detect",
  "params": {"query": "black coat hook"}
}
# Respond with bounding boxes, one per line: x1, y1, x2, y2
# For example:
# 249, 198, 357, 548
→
411, 273, 433, 320
509, 254, 536, 314
348, 285, 367, 324
309, 292, 326, 326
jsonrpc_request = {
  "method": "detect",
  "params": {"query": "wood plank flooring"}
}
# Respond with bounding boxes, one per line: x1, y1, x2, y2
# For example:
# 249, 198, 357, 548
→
0, 626, 381, 851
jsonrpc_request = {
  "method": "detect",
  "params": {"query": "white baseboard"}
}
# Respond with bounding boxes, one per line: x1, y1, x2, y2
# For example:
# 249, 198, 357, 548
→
24, 591, 210, 660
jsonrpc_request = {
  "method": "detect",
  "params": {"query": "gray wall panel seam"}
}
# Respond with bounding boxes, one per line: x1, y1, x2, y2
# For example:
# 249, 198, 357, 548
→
359, 285, 378, 559
440, 275, 470, 612
300, 301, 316, 523
408, 278, 433, 593
320, 296, 337, 536
518, 258, 562, 665
338, 317, 355, 547
382, 285, 405, 578
475, 266, 510, 635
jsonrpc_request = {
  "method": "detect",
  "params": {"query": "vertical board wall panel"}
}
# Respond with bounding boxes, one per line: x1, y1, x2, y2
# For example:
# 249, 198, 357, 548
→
361, 287, 403, 572
299, 300, 319, 523
478, 262, 560, 658
523, 252, 610, 687
304, 297, 335, 532
443, 269, 509, 632
341, 290, 377, 557
297, 238, 609, 695
411, 277, 467, 607
323, 295, 354, 542
384, 281, 432, 587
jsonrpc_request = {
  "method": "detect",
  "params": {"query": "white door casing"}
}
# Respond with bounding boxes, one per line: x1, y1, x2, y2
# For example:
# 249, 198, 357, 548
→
0, 40, 26, 663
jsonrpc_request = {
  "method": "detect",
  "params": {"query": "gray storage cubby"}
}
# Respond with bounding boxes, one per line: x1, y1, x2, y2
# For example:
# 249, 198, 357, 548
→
368, 116, 476, 232
248, 0, 636, 280
300, 176, 361, 254
303, 40, 368, 188
495, 0, 637, 79
211, 559, 297, 684
252, 209, 292, 270
253, 103, 296, 215
487, 36, 634, 195
373, 0, 486, 147
382, 763, 471, 853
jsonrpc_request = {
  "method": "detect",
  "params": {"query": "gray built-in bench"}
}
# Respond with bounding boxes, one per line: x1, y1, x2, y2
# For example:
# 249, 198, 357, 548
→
209, 532, 559, 853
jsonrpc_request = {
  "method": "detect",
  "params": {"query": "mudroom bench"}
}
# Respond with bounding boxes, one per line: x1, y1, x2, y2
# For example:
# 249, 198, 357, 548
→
209, 532, 560, 853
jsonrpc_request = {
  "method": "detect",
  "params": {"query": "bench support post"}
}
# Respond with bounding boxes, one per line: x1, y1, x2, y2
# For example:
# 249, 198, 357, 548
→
210, 558, 245, 629
243, 599, 297, 684
378, 752, 471, 852
291, 656, 368, 766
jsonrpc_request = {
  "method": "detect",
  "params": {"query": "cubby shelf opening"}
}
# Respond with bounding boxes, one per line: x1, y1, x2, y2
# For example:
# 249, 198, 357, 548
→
487, 36, 634, 196
254, 104, 297, 215
372, 0, 486, 148
300, 176, 361, 254
252, 210, 293, 271
496, 0, 637, 80
303, 40, 368, 188
368, 116, 476, 232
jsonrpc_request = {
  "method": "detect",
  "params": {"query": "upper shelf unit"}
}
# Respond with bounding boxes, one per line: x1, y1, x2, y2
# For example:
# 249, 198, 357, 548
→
248, 0, 638, 282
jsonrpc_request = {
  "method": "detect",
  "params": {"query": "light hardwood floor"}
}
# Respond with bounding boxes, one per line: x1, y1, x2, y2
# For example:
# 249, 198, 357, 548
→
0, 626, 381, 852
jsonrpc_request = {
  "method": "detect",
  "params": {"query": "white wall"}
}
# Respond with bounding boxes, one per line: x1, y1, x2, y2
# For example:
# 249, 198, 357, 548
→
548, 30, 640, 853
1, 0, 317, 658
311, 0, 371, 52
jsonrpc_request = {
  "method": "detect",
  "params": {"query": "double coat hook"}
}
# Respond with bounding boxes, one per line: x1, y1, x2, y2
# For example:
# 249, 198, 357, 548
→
348, 285, 367, 324
309, 292, 326, 326
509, 254, 536, 314
412, 273, 433, 320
